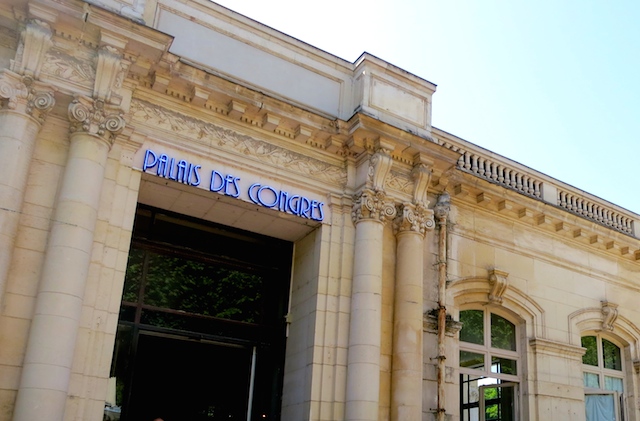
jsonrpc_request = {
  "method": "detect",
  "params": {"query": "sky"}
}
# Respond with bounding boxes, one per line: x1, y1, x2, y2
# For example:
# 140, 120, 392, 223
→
213, 0, 640, 214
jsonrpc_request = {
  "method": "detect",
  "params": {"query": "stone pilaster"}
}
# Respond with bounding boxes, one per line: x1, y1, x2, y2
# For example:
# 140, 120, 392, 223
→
0, 70, 54, 303
12, 97, 124, 421
391, 203, 434, 421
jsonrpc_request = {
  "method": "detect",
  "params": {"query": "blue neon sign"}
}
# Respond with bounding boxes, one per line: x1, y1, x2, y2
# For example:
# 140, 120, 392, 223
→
142, 149, 324, 221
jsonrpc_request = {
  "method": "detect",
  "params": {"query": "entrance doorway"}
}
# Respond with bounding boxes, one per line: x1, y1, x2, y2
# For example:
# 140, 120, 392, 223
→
107, 206, 293, 421
127, 333, 253, 420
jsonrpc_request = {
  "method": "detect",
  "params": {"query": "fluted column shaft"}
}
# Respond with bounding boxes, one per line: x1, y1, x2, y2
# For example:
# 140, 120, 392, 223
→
346, 189, 396, 421
13, 97, 123, 421
391, 203, 433, 421
0, 72, 54, 303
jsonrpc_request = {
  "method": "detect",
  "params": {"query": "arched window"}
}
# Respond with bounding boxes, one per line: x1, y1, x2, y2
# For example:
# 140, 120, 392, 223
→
582, 334, 626, 421
459, 309, 520, 421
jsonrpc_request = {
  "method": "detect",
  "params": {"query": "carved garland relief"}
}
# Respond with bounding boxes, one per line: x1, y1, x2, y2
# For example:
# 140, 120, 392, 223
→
129, 99, 347, 186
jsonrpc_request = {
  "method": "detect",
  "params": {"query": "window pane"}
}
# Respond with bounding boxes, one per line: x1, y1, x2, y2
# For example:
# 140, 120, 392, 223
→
491, 313, 516, 351
491, 356, 517, 375
583, 372, 599, 388
460, 310, 484, 345
482, 384, 516, 421
144, 251, 264, 323
582, 336, 598, 366
123, 247, 144, 302
460, 351, 485, 370
604, 376, 623, 392
602, 339, 622, 371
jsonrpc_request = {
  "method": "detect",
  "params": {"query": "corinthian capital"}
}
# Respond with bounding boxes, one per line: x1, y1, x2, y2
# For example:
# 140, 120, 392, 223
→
68, 95, 125, 145
394, 202, 435, 235
0, 70, 55, 123
352, 189, 397, 224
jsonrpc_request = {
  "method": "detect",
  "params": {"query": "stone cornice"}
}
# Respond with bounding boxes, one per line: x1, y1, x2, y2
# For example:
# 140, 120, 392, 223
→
449, 170, 640, 264
529, 337, 586, 359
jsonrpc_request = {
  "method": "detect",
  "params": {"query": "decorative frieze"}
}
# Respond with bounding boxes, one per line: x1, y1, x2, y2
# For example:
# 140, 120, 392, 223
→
68, 95, 125, 144
129, 99, 347, 186
0, 71, 55, 123
394, 202, 435, 235
352, 189, 396, 224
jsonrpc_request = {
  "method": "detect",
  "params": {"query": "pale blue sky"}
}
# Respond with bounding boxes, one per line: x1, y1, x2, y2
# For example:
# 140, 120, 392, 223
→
213, 0, 640, 214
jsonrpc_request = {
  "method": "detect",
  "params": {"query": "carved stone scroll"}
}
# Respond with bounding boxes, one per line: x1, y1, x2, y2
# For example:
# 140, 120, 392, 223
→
352, 188, 396, 224
15, 19, 53, 78
68, 95, 125, 145
368, 148, 393, 191
394, 202, 435, 235
601, 301, 619, 331
488, 269, 509, 304
0, 70, 55, 123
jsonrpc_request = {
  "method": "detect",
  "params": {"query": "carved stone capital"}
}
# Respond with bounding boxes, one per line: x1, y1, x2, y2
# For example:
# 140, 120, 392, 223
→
488, 269, 509, 304
368, 148, 393, 191
15, 19, 53, 78
601, 301, 618, 331
0, 70, 55, 123
352, 188, 396, 224
394, 202, 435, 235
68, 95, 125, 145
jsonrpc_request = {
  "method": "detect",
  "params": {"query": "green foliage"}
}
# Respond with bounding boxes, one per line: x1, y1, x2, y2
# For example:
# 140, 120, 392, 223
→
582, 336, 598, 366
490, 313, 516, 351
460, 310, 484, 345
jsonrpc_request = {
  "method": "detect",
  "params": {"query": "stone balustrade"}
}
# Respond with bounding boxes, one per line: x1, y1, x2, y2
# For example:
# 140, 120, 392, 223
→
558, 190, 634, 235
456, 151, 542, 199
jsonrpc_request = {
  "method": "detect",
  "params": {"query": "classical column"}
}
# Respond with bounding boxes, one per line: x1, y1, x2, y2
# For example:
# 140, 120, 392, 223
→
391, 202, 434, 420
13, 96, 125, 421
0, 17, 55, 303
346, 146, 397, 421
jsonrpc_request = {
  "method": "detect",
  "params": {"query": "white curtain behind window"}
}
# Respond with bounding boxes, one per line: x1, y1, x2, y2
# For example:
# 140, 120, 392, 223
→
585, 394, 616, 421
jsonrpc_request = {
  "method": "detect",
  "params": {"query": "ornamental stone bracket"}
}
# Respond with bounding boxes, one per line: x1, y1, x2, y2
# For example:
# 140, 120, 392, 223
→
367, 146, 394, 191
68, 95, 126, 145
601, 300, 619, 332
488, 269, 509, 304
0, 70, 55, 124
13, 17, 54, 79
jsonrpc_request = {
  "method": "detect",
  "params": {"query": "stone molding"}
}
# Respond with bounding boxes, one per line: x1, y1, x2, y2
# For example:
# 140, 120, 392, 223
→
68, 95, 125, 145
394, 202, 434, 235
529, 337, 586, 359
0, 70, 55, 124
352, 188, 396, 224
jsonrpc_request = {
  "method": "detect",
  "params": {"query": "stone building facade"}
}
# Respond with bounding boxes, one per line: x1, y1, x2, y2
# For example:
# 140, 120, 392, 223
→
1, 0, 639, 420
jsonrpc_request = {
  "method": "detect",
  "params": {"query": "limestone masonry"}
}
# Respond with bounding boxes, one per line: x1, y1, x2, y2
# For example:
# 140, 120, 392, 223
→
0, 0, 639, 420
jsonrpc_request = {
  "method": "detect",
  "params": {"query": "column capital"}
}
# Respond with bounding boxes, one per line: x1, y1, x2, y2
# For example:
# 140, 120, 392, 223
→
394, 202, 435, 236
68, 95, 126, 145
0, 70, 55, 124
352, 188, 396, 224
